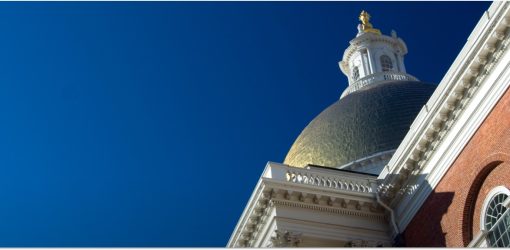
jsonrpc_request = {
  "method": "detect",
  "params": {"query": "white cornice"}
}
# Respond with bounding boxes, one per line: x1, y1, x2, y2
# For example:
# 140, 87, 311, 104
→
378, 1, 510, 232
271, 199, 385, 221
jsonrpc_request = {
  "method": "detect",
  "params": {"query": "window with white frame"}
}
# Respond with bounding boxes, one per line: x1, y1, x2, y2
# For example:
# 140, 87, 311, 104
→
380, 55, 393, 72
482, 186, 510, 247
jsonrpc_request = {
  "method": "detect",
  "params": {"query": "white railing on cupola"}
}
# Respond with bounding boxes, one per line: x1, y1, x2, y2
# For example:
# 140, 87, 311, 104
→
341, 72, 418, 98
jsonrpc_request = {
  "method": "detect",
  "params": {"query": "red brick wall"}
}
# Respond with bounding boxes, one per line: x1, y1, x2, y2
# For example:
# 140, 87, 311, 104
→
403, 85, 510, 247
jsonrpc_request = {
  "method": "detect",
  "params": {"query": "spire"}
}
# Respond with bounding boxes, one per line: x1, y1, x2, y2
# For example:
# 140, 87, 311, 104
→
358, 10, 381, 35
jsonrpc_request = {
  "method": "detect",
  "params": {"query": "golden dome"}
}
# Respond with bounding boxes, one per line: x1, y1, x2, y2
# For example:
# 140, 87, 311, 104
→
284, 81, 435, 170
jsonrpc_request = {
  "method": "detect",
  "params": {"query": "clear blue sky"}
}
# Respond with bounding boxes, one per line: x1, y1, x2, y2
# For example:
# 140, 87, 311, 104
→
0, 2, 490, 247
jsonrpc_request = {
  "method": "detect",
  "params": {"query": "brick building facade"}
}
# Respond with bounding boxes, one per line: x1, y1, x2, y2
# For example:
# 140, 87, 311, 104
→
380, 2, 510, 246
405, 84, 510, 247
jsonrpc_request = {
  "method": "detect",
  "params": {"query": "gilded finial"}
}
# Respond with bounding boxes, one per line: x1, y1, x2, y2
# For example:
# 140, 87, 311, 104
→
358, 10, 381, 35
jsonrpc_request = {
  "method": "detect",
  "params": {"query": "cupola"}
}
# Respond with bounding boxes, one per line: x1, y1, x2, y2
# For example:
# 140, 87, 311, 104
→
339, 11, 419, 98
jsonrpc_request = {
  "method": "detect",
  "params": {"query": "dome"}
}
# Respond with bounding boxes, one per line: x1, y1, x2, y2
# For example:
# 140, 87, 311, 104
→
284, 81, 436, 169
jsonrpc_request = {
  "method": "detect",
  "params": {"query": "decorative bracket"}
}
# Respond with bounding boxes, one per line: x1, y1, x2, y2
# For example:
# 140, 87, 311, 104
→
269, 230, 302, 247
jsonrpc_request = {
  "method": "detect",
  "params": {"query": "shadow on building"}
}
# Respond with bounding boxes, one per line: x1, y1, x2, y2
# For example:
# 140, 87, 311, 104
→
391, 175, 455, 247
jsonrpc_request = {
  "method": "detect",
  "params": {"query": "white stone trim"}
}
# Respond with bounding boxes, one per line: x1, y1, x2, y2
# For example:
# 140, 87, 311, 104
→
253, 207, 277, 247
271, 199, 385, 221
227, 171, 268, 247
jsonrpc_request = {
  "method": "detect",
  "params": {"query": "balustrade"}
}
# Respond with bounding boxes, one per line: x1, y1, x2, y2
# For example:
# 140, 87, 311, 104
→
342, 72, 418, 97
264, 163, 374, 194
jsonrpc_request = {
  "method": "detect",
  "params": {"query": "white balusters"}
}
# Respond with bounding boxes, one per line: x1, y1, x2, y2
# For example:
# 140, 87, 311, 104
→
341, 72, 419, 98
283, 168, 372, 194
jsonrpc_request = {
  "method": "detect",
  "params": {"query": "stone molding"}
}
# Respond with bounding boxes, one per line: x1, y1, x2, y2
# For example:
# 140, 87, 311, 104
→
271, 198, 385, 221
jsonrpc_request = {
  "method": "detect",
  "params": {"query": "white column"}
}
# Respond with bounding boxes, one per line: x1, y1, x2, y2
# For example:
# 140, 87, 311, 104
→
394, 53, 401, 72
399, 56, 406, 73
362, 50, 370, 77
366, 48, 376, 75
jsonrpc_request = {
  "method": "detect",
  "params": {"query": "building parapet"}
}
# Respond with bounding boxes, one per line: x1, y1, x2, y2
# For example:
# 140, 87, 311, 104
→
265, 162, 375, 194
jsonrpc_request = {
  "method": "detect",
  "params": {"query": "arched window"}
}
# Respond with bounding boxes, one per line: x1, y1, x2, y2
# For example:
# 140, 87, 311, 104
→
352, 66, 360, 81
482, 186, 510, 247
380, 55, 393, 72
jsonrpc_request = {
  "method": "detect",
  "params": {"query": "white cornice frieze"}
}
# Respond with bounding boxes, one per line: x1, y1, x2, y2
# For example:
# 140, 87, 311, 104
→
271, 199, 385, 220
